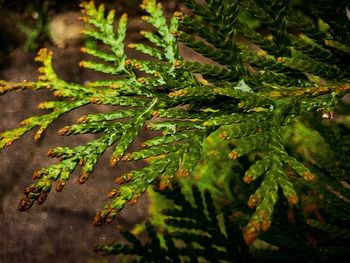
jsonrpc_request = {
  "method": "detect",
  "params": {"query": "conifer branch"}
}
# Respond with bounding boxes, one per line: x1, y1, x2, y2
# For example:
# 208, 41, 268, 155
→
0, 0, 349, 259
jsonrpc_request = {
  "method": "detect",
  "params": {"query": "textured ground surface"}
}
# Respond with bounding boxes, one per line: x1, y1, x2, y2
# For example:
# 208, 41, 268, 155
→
0, 46, 152, 263
0, 2, 182, 262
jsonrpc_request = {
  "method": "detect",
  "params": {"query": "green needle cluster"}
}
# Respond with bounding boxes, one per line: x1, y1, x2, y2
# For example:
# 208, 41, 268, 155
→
1, 0, 350, 261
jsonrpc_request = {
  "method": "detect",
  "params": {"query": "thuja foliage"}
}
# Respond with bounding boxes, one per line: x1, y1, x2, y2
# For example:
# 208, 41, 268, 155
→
94, 184, 251, 262
1, 0, 350, 261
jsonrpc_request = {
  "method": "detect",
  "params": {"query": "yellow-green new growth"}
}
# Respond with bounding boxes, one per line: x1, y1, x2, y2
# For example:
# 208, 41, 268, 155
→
0, 1, 350, 259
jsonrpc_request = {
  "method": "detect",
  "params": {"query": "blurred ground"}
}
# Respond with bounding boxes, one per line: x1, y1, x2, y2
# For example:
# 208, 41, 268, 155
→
0, 46, 150, 263
0, 1, 182, 262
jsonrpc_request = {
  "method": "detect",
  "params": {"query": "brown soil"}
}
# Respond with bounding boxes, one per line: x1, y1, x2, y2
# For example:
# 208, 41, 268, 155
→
0, 2, 183, 262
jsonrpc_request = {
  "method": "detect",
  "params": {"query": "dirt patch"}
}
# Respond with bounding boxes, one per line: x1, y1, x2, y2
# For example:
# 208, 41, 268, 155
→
0, 2, 183, 262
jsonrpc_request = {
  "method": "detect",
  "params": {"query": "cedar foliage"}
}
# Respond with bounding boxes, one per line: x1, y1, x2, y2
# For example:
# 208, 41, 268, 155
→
1, 0, 350, 261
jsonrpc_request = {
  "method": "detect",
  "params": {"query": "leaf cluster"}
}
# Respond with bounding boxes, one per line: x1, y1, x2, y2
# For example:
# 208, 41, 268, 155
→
0, 0, 350, 260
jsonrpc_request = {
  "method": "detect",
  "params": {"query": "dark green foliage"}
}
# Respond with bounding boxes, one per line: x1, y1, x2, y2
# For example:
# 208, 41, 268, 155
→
0, 0, 350, 261
95, 184, 350, 262
94, 185, 251, 263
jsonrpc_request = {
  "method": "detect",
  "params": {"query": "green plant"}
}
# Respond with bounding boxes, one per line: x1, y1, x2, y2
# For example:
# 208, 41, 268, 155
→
1, 0, 350, 261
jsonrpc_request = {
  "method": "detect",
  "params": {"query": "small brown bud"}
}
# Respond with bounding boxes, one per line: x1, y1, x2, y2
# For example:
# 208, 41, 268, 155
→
152, 110, 160, 117
134, 63, 142, 69
78, 172, 90, 184
110, 156, 119, 167
248, 195, 259, 208
58, 126, 71, 136
23, 186, 32, 195
90, 97, 99, 104
32, 170, 44, 180
261, 220, 271, 231
127, 43, 137, 49
168, 90, 185, 97
218, 132, 228, 139
34, 127, 45, 141
79, 16, 88, 22
174, 11, 184, 21
137, 77, 147, 84
124, 59, 132, 66
228, 151, 238, 160
243, 175, 253, 183
20, 119, 30, 125
171, 30, 180, 37
18, 197, 34, 211
304, 172, 315, 181
53, 90, 64, 97
173, 60, 182, 68
93, 212, 106, 227
145, 123, 154, 130
121, 153, 133, 161
289, 195, 298, 205
79, 61, 87, 67
38, 67, 46, 74
159, 176, 171, 191
47, 148, 55, 158
55, 180, 66, 192
243, 227, 258, 244
176, 169, 189, 177
5, 141, 13, 147
114, 174, 131, 185
77, 116, 88, 123
129, 197, 139, 205
37, 192, 48, 205
141, 15, 149, 21
107, 189, 119, 198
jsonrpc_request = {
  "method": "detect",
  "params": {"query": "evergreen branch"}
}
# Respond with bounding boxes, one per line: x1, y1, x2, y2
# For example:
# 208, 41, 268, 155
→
0, 1, 350, 258
0, 80, 41, 95
80, 1, 129, 74
1, 100, 88, 149
140, 0, 180, 63
94, 185, 250, 262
